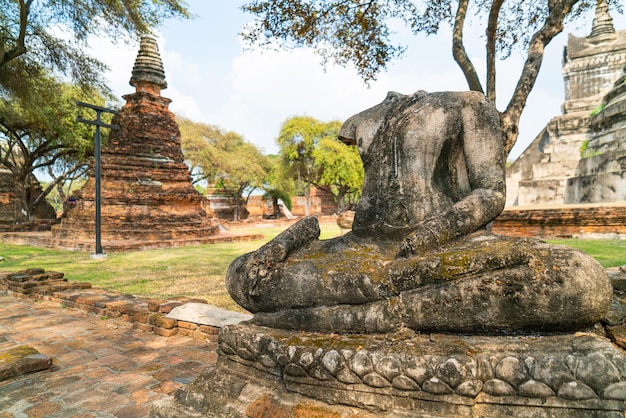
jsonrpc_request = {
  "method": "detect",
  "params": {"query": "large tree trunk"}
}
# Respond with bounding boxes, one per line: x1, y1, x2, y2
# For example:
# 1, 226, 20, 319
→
500, 0, 577, 155
486, 0, 504, 102
453, 0, 484, 94
452, 0, 579, 157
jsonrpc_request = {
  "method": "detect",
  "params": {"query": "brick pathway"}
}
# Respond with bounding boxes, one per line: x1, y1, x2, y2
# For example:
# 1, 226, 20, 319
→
0, 293, 218, 418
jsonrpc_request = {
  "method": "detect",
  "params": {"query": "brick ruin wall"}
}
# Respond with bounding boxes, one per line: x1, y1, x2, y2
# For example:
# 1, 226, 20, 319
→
493, 204, 626, 238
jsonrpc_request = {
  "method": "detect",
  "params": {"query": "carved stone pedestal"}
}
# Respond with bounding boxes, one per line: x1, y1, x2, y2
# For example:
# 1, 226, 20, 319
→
151, 324, 626, 417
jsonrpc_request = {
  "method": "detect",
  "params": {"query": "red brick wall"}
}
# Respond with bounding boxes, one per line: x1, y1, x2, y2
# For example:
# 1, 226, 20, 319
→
493, 204, 626, 238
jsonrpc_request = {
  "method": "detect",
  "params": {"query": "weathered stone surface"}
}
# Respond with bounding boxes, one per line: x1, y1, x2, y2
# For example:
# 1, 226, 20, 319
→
606, 325, 626, 349
602, 381, 626, 400
483, 379, 516, 396
392, 375, 420, 391
496, 356, 530, 389
152, 324, 626, 417
227, 91, 612, 335
214, 324, 626, 402
493, 203, 626, 239
456, 379, 483, 397
0, 345, 52, 381
403, 356, 433, 384
321, 350, 342, 376
436, 358, 465, 388
557, 381, 598, 400
166, 303, 252, 327
422, 377, 454, 395
533, 355, 576, 392
518, 380, 556, 398
576, 352, 622, 393
349, 350, 374, 378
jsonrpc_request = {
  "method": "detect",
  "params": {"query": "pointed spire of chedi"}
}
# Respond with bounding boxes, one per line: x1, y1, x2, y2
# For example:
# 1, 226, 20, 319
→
589, 0, 616, 43
129, 36, 168, 92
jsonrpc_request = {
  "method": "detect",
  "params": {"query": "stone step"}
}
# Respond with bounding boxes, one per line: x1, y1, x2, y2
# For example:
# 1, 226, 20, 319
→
0, 345, 52, 382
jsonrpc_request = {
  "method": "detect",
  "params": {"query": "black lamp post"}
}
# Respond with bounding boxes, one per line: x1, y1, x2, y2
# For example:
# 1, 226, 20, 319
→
76, 101, 119, 258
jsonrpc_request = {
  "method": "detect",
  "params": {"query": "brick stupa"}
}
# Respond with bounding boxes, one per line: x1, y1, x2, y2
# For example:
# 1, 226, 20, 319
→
51, 37, 221, 249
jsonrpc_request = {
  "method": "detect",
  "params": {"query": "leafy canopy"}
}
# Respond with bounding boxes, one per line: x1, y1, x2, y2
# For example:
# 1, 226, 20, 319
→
0, 0, 190, 98
277, 115, 362, 214
177, 117, 269, 218
242, 0, 623, 155
314, 136, 364, 212
0, 74, 108, 220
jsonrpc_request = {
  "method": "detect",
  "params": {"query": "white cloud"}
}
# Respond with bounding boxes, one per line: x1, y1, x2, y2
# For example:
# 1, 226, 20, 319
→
88, 37, 138, 97
214, 39, 476, 154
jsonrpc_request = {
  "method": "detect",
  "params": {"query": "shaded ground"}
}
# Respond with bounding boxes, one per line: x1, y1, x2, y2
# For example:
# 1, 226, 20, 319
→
0, 293, 218, 417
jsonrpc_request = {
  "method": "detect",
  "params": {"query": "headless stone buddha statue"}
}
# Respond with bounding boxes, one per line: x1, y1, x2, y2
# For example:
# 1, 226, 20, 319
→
226, 90, 612, 334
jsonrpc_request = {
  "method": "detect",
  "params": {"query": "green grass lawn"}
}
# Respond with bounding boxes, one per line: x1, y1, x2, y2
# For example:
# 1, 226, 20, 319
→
0, 222, 623, 312
0, 221, 343, 312
544, 238, 626, 269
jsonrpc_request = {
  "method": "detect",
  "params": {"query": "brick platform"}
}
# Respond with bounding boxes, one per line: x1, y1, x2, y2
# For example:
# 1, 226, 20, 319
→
0, 269, 245, 340
0, 229, 263, 252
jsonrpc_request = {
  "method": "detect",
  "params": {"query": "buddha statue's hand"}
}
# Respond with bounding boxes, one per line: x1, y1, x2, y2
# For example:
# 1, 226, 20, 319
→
246, 216, 320, 295
396, 227, 440, 258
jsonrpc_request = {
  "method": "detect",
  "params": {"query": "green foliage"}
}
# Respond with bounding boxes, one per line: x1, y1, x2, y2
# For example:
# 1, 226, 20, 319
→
263, 188, 292, 210
314, 136, 364, 212
193, 184, 207, 195
590, 103, 606, 117
0, 77, 107, 220
262, 187, 292, 218
277, 116, 342, 215
177, 116, 269, 221
579, 139, 589, 157
241, 0, 621, 156
0, 0, 190, 100
579, 138, 603, 159
241, 0, 610, 83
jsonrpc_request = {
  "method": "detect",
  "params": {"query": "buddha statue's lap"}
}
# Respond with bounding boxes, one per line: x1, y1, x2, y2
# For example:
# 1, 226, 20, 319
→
226, 90, 612, 335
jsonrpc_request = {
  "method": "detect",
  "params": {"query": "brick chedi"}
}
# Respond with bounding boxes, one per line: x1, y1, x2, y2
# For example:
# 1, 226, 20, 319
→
506, 0, 626, 206
51, 37, 219, 247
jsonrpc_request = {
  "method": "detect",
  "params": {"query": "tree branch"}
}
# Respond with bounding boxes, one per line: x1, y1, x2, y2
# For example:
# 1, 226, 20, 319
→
0, 0, 30, 68
453, 0, 484, 93
486, 0, 504, 102
29, 162, 87, 213
501, 0, 578, 155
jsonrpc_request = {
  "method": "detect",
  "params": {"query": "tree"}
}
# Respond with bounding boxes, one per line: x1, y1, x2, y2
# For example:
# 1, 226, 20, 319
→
0, 0, 189, 222
0, 0, 190, 100
262, 154, 295, 218
313, 136, 364, 213
44, 177, 86, 213
262, 188, 292, 218
0, 76, 105, 222
178, 117, 269, 221
276, 116, 342, 215
241, 0, 622, 156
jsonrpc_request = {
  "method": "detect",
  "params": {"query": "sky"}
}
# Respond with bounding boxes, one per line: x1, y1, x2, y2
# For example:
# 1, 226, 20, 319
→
90, 2, 626, 160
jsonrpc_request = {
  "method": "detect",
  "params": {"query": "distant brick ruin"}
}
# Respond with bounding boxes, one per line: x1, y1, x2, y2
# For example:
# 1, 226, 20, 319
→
506, 0, 626, 206
0, 168, 57, 227
50, 37, 220, 248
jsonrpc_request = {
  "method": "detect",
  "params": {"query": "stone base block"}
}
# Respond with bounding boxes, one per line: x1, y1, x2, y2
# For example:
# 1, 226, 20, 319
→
0, 345, 52, 382
151, 324, 626, 417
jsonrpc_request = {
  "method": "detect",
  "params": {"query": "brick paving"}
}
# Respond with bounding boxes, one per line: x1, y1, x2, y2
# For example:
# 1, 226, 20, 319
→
0, 292, 218, 417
